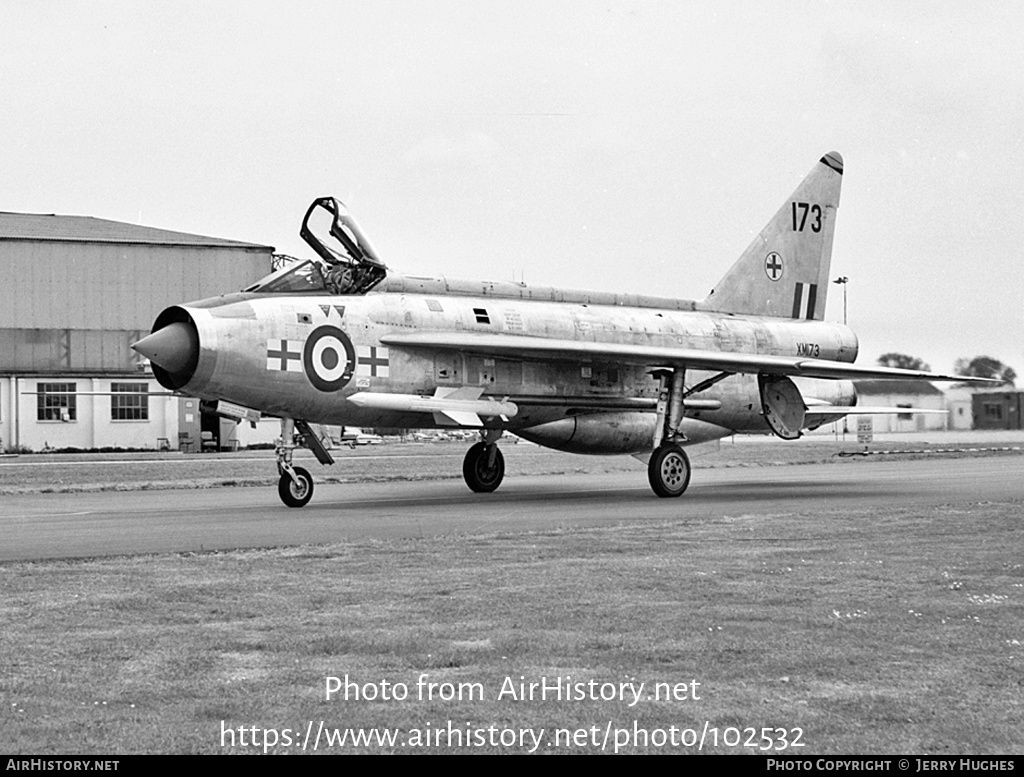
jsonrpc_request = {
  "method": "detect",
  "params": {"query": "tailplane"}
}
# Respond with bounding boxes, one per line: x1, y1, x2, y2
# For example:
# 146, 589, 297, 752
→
703, 152, 843, 320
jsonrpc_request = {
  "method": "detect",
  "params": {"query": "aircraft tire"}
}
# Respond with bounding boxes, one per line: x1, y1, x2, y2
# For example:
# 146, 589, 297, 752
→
279, 466, 314, 508
648, 443, 691, 498
463, 442, 505, 493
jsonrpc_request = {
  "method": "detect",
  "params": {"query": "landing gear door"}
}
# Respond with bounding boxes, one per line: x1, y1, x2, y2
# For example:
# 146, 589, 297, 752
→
759, 374, 806, 440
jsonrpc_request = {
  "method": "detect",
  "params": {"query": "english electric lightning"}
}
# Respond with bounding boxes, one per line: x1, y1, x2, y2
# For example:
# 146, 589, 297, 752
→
134, 152, 983, 506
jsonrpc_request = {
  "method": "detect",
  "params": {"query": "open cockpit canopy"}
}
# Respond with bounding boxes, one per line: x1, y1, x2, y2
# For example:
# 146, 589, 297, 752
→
246, 197, 388, 296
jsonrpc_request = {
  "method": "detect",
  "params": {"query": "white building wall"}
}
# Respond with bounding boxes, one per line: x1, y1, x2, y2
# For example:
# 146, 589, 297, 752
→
805, 417, 853, 438
230, 417, 281, 448
856, 391, 947, 433
0, 377, 11, 452
92, 379, 179, 449
804, 390, 949, 437
942, 386, 975, 430
227, 418, 343, 449
6, 375, 178, 451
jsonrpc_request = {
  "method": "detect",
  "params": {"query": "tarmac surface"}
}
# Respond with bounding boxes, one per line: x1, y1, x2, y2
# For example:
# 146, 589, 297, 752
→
3, 454, 1022, 562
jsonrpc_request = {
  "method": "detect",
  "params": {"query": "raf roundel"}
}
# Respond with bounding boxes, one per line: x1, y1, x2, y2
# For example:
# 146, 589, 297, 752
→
303, 325, 355, 392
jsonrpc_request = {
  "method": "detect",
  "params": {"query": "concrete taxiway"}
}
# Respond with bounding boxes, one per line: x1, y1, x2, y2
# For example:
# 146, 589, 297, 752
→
3, 455, 1022, 562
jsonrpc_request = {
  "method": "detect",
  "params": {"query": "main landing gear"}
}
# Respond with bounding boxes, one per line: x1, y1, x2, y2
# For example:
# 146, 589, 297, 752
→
275, 418, 334, 508
462, 430, 505, 493
648, 443, 691, 498
648, 368, 692, 498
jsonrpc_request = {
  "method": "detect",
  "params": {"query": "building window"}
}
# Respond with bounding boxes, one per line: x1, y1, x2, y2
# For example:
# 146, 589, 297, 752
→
984, 403, 1003, 421
111, 383, 149, 421
37, 383, 77, 421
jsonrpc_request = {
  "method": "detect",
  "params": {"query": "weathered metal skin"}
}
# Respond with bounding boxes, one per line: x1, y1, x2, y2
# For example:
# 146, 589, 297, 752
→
145, 287, 859, 444
515, 413, 738, 454
515, 412, 663, 454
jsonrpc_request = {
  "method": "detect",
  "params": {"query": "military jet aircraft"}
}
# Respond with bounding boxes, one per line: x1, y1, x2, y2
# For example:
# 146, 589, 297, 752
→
133, 152, 984, 507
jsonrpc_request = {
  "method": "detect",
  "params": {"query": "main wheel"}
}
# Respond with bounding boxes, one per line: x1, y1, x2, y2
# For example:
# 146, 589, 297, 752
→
463, 442, 505, 493
648, 443, 691, 498
278, 466, 314, 507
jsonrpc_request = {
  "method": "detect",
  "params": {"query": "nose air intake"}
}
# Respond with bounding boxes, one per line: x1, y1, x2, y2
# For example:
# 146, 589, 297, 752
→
131, 309, 200, 390
133, 322, 195, 373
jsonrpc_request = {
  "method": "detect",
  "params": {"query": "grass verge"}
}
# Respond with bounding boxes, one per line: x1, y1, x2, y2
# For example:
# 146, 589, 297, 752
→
2, 498, 1022, 754
2, 439, 1022, 494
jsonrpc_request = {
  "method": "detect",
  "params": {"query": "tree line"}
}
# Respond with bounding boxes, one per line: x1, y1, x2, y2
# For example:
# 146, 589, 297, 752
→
877, 353, 1016, 385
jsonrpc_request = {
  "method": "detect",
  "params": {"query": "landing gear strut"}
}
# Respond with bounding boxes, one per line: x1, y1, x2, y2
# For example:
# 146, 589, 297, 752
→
463, 430, 505, 493
275, 418, 333, 507
648, 368, 692, 498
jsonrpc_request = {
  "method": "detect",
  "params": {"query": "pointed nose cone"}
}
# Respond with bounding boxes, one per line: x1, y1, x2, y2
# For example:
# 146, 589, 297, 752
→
132, 322, 197, 374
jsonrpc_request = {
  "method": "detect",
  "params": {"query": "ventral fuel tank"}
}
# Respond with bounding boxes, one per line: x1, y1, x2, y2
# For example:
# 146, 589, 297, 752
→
516, 412, 734, 454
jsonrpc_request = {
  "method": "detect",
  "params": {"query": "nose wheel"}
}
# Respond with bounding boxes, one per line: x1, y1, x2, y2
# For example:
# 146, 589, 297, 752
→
278, 466, 314, 507
463, 441, 505, 493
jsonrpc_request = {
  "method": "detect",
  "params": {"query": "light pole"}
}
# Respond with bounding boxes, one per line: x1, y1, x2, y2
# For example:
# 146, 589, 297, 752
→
832, 275, 850, 444
833, 276, 849, 325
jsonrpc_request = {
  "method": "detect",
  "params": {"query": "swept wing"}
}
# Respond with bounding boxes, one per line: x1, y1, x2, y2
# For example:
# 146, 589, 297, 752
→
380, 332, 989, 383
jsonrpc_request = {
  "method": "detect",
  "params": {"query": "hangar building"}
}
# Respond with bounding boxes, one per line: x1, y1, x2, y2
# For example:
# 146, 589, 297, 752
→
0, 212, 274, 452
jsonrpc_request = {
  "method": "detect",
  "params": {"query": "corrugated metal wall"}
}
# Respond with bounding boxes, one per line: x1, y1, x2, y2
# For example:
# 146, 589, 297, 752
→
0, 240, 270, 330
0, 328, 148, 372
0, 239, 272, 373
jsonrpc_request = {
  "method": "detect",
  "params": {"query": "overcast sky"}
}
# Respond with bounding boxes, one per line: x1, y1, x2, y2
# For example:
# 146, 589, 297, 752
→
2, 1, 1021, 374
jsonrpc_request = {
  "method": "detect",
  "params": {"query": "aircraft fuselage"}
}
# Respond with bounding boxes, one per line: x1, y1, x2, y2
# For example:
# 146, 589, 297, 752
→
149, 287, 859, 450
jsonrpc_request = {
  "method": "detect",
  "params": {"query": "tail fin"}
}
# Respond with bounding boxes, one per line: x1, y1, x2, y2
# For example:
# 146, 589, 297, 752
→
703, 152, 843, 320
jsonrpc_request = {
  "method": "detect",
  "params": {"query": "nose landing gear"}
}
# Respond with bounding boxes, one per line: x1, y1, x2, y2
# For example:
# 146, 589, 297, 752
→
275, 418, 334, 507
279, 466, 314, 507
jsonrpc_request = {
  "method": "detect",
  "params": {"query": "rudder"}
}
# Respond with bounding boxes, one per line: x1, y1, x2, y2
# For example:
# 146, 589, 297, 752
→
703, 152, 843, 320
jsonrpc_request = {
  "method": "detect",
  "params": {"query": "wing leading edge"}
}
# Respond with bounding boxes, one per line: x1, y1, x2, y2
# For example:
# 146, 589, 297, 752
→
380, 332, 992, 384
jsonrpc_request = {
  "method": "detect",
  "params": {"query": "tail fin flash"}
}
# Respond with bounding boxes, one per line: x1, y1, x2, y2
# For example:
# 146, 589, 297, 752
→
703, 152, 843, 320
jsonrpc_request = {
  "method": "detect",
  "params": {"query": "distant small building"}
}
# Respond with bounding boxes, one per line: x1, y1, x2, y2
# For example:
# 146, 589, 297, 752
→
971, 389, 1024, 430
852, 379, 947, 432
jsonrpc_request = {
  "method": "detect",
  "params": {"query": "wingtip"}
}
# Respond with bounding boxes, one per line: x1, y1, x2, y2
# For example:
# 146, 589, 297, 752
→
820, 151, 844, 175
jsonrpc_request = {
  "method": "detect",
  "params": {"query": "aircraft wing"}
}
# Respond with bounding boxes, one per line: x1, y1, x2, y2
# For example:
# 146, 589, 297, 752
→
802, 404, 948, 415
380, 332, 993, 383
